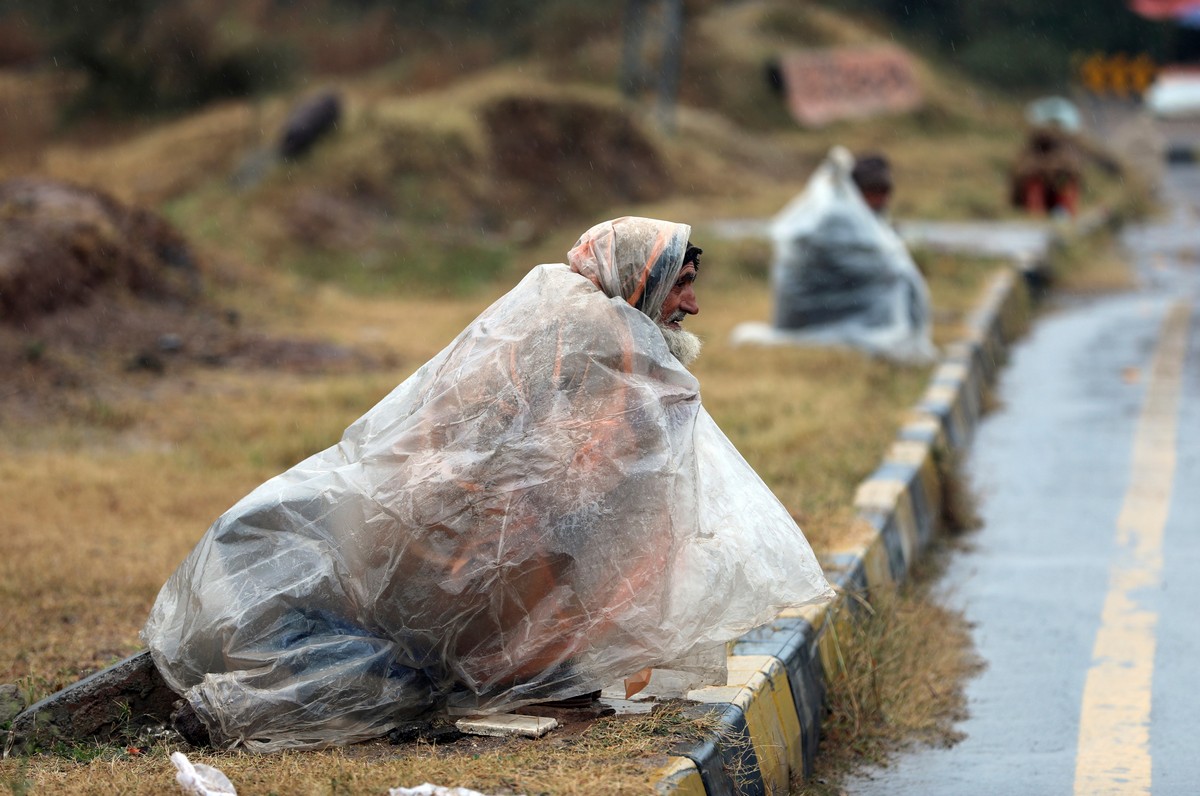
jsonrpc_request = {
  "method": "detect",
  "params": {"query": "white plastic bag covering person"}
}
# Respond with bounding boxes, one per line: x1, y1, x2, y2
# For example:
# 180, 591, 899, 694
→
732, 147, 936, 364
144, 217, 835, 752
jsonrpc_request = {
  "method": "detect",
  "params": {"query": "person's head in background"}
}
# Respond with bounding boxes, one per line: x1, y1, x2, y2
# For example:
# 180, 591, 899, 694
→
851, 153, 893, 215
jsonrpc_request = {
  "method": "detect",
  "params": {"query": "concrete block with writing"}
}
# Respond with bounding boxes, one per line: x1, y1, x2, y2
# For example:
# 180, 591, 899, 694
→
777, 45, 922, 127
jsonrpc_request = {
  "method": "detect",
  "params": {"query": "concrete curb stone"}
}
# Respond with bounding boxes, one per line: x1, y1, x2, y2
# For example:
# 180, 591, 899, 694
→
4, 650, 175, 755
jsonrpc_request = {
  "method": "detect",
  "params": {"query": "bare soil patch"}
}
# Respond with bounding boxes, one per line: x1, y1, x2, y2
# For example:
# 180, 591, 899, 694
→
484, 95, 670, 224
0, 178, 389, 423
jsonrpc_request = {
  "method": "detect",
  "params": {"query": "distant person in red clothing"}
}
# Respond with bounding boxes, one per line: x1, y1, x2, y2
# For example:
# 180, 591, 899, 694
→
1011, 127, 1081, 218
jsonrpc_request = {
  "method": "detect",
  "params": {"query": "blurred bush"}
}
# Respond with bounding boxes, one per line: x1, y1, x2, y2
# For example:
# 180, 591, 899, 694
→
820, 0, 1180, 92
0, 10, 43, 66
14, 0, 293, 115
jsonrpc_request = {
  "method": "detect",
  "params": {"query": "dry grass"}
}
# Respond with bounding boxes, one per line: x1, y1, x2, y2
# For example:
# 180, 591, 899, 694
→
0, 70, 86, 169
934, 448, 984, 536
0, 703, 717, 795
1047, 229, 1138, 296
34, 101, 265, 206
794, 552, 985, 796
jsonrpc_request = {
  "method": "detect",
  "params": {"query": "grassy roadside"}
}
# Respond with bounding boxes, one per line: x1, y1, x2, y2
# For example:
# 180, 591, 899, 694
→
4, 704, 723, 796
795, 549, 985, 796
0, 1, 1150, 793
0, 246, 1030, 795
0, 234, 1137, 791
0, 121, 1142, 796
0, 237, 993, 697
790, 210, 1147, 795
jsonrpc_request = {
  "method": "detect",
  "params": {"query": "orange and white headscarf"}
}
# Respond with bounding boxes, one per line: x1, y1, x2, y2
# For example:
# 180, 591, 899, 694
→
567, 216, 691, 323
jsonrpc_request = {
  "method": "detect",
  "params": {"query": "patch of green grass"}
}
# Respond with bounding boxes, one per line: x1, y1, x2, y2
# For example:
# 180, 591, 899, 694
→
49, 741, 125, 765
75, 398, 138, 431
757, 6, 833, 46
289, 241, 513, 297
13, 674, 57, 709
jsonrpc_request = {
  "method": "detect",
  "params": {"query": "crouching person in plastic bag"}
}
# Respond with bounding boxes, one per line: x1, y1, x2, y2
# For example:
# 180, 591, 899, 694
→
732, 147, 936, 364
143, 216, 836, 752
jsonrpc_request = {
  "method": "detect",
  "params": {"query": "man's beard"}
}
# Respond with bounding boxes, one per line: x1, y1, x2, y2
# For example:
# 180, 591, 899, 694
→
660, 324, 702, 366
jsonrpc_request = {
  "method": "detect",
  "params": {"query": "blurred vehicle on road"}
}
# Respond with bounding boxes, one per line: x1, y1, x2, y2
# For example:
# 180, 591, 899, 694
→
1145, 67, 1200, 117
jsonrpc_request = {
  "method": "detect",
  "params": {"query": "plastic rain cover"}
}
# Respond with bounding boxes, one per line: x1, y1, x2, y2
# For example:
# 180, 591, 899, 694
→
143, 217, 835, 752
731, 147, 937, 364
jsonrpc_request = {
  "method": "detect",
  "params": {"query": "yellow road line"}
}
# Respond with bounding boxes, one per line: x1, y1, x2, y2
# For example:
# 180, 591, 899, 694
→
1074, 300, 1193, 795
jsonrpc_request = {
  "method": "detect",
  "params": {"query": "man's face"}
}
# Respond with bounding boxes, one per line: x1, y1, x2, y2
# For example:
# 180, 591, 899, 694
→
659, 262, 700, 328
862, 188, 891, 214
658, 261, 702, 366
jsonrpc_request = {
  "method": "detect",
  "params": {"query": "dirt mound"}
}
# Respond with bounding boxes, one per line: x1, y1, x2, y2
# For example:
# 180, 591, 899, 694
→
0, 178, 387, 422
0, 178, 200, 323
484, 96, 670, 222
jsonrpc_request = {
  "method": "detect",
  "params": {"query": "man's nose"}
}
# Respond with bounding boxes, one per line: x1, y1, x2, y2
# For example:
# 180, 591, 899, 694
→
680, 284, 699, 315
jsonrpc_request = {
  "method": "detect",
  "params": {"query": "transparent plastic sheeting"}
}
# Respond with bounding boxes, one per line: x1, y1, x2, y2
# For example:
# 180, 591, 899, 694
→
171, 753, 236, 796
732, 147, 937, 364
144, 217, 835, 752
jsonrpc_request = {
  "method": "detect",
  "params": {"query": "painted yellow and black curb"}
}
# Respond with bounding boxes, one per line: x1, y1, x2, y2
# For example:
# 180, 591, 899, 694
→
651, 264, 1037, 796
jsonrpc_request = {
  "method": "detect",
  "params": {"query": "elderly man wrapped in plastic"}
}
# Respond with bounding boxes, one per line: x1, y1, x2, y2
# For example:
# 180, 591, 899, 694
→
144, 216, 835, 752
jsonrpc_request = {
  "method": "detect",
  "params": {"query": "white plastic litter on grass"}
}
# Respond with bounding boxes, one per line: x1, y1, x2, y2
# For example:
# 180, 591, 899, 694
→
170, 752, 237, 796
390, 785, 518, 796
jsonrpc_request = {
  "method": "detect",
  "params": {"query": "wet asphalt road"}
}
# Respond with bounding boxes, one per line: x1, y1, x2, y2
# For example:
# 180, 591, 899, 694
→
845, 166, 1200, 796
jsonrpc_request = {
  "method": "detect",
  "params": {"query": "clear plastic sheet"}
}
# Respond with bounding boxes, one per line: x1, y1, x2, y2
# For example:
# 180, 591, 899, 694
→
171, 752, 237, 796
732, 147, 936, 364
144, 217, 835, 751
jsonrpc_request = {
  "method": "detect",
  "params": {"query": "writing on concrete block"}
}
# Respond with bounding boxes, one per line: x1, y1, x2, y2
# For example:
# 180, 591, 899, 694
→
775, 45, 922, 128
